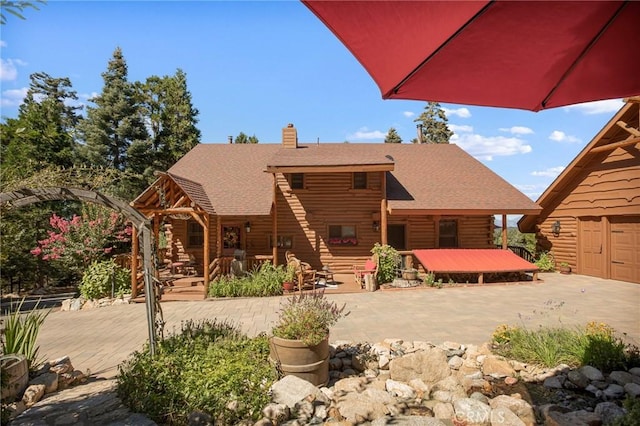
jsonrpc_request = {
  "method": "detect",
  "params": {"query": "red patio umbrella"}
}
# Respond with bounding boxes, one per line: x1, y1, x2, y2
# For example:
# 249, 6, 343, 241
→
302, 1, 640, 112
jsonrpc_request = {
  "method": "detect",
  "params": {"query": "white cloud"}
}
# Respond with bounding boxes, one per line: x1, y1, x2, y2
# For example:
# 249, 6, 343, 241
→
442, 107, 471, 118
549, 130, 580, 143
346, 127, 385, 140
499, 126, 534, 135
563, 99, 623, 115
449, 124, 473, 133
530, 166, 565, 178
0, 58, 18, 81
0, 87, 28, 107
451, 133, 532, 161
403, 111, 414, 118
0, 41, 7, 48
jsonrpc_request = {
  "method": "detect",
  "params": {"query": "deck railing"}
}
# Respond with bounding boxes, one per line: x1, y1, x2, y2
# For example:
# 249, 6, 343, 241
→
209, 255, 274, 280
496, 245, 536, 263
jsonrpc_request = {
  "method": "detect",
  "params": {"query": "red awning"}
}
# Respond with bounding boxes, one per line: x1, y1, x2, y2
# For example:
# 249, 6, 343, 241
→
413, 249, 539, 274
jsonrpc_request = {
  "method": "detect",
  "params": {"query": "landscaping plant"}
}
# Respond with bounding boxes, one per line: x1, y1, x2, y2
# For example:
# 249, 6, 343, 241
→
271, 291, 348, 346
1, 298, 50, 369
371, 243, 400, 284
534, 251, 555, 272
117, 319, 277, 425
208, 261, 286, 298
79, 259, 130, 300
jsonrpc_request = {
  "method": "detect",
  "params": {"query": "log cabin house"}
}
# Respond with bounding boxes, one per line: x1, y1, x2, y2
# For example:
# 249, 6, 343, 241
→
519, 98, 640, 284
131, 124, 541, 294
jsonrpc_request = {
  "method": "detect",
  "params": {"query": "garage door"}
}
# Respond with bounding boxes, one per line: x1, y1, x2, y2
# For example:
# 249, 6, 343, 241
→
610, 216, 640, 284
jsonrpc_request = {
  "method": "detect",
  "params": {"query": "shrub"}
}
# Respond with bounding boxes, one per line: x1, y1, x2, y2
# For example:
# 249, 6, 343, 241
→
371, 243, 400, 284
271, 291, 348, 346
117, 319, 277, 425
208, 261, 285, 298
534, 251, 555, 272
1, 298, 50, 369
79, 259, 130, 300
612, 396, 640, 426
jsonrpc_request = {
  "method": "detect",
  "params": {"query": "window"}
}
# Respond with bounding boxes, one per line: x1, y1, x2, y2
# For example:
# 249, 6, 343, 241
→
353, 172, 367, 189
328, 225, 357, 246
187, 221, 204, 248
439, 220, 458, 248
290, 173, 304, 189
269, 235, 293, 249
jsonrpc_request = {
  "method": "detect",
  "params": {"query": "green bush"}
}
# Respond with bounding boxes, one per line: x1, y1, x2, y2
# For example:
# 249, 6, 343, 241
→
371, 243, 400, 284
612, 396, 640, 426
117, 319, 277, 425
208, 261, 285, 298
79, 259, 130, 300
1, 298, 50, 369
491, 320, 640, 372
534, 251, 555, 272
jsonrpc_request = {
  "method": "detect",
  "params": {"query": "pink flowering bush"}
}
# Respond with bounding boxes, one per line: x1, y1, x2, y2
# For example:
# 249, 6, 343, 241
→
31, 204, 131, 276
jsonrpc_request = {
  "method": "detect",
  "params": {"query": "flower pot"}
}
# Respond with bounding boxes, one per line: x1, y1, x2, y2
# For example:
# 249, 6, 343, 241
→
559, 266, 571, 274
282, 281, 295, 292
268, 335, 329, 386
402, 269, 418, 280
1, 354, 29, 402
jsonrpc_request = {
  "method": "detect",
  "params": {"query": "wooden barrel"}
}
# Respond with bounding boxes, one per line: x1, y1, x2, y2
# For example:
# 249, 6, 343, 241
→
269, 335, 329, 386
1, 354, 29, 402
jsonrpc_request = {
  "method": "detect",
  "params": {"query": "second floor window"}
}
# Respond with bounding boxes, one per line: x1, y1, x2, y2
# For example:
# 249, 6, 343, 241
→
353, 172, 367, 189
290, 173, 304, 189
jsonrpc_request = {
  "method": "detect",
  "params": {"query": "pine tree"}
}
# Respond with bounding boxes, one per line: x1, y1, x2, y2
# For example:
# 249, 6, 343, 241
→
78, 47, 148, 171
233, 132, 258, 144
413, 102, 452, 144
384, 127, 402, 143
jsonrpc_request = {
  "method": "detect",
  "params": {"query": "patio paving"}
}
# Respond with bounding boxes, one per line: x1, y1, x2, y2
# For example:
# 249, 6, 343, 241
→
34, 273, 639, 379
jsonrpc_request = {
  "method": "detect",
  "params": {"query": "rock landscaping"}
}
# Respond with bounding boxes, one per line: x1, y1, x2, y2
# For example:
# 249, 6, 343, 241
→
259, 339, 639, 425
60, 295, 131, 311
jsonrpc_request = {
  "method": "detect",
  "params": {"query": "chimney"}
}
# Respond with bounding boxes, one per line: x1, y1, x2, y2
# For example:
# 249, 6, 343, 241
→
228, 136, 233, 144
416, 124, 424, 143
282, 123, 298, 149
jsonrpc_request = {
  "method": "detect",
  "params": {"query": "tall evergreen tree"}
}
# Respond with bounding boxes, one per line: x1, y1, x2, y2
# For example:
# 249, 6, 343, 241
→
79, 47, 148, 171
384, 127, 402, 143
234, 132, 258, 144
413, 102, 453, 144
1, 72, 81, 178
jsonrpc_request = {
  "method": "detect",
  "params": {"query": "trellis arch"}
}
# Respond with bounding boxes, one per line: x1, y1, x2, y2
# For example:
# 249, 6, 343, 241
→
1, 187, 161, 355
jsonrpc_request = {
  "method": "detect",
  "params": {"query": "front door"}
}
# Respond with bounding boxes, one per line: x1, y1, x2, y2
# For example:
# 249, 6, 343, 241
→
387, 224, 406, 250
610, 216, 640, 284
579, 217, 604, 278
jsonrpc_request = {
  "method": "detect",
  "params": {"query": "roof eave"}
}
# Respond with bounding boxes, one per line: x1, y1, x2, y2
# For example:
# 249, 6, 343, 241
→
389, 207, 542, 216
265, 164, 394, 173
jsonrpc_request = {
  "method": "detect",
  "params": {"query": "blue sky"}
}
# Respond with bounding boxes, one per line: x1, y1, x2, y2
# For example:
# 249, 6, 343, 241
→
1, 0, 624, 210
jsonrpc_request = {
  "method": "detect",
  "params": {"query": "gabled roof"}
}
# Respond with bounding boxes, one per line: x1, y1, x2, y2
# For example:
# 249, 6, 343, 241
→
518, 99, 640, 232
163, 142, 539, 217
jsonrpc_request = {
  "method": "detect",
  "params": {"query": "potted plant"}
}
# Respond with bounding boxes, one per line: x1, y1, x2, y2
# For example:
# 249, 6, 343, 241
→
269, 291, 348, 386
559, 262, 572, 274
282, 263, 297, 292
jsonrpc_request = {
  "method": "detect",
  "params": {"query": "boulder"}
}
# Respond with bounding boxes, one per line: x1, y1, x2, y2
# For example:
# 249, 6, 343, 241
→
490, 406, 526, 426
594, 401, 626, 425
567, 370, 589, 389
28, 372, 58, 394
432, 401, 455, 420
482, 356, 516, 378
453, 398, 492, 426
609, 370, 637, 386
270, 375, 318, 408
490, 395, 536, 426
603, 383, 625, 399
386, 379, 416, 399
544, 409, 602, 426
390, 347, 450, 385
578, 365, 604, 382
334, 387, 397, 423
624, 382, 640, 398
22, 384, 45, 408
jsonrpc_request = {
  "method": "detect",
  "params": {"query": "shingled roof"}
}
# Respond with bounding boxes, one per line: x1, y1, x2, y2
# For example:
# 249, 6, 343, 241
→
165, 141, 539, 217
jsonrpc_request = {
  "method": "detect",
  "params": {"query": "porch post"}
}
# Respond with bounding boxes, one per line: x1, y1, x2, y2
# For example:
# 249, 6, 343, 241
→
131, 225, 139, 298
153, 215, 160, 280
272, 173, 278, 264
434, 215, 441, 248
203, 214, 210, 286
381, 171, 388, 245
216, 215, 222, 257
502, 214, 508, 249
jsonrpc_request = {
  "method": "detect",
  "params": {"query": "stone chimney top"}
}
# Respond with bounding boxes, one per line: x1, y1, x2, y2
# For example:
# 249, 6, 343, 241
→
282, 124, 298, 149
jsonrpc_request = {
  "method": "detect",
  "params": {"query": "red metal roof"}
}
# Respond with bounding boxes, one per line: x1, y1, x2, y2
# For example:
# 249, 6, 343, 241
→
413, 249, 539, 273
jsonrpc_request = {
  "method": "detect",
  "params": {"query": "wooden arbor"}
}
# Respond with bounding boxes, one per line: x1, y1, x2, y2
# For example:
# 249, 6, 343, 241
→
131, 173, 211, 293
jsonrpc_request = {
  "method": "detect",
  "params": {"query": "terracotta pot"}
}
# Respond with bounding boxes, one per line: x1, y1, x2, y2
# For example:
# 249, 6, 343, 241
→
1, 354, 29, 402
559, 266, 571, 274
282, 281, 295, 292
269, 335, 329, 386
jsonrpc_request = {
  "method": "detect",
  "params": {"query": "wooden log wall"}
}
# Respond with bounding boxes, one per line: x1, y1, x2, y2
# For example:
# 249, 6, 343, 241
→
536, 146, 640, 270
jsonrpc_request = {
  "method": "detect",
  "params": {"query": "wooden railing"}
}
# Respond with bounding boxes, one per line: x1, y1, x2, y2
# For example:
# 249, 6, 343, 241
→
496, 245, 535, 263
209, 255, 274, 281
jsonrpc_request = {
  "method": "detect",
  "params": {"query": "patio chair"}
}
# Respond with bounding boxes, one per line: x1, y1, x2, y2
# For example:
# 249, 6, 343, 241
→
353, 258, 378, 289
288, 256, 316, 292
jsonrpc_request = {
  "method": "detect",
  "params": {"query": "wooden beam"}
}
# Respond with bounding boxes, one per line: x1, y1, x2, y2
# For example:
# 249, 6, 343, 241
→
502, 214, 508, 250
216, 215, 222, 257
380, 171, 388, 245
434, 215, 440, 248
203, 214, 210, 292
171, 195, 188, 209
131, 225, 139, 298
615, 121, 640, 137
272, 174, 278, 264
590, 136, 640, 154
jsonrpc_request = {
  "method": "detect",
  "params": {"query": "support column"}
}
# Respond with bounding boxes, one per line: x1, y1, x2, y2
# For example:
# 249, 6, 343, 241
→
434, 215, 441, 248
381, 171, 388, 245
272, 174, 279, 264
216, 215, 222, 257
153, 215, 160, 280
203, 214, 210, 291
131, 225, 139, 298
502, 214, 508, 249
